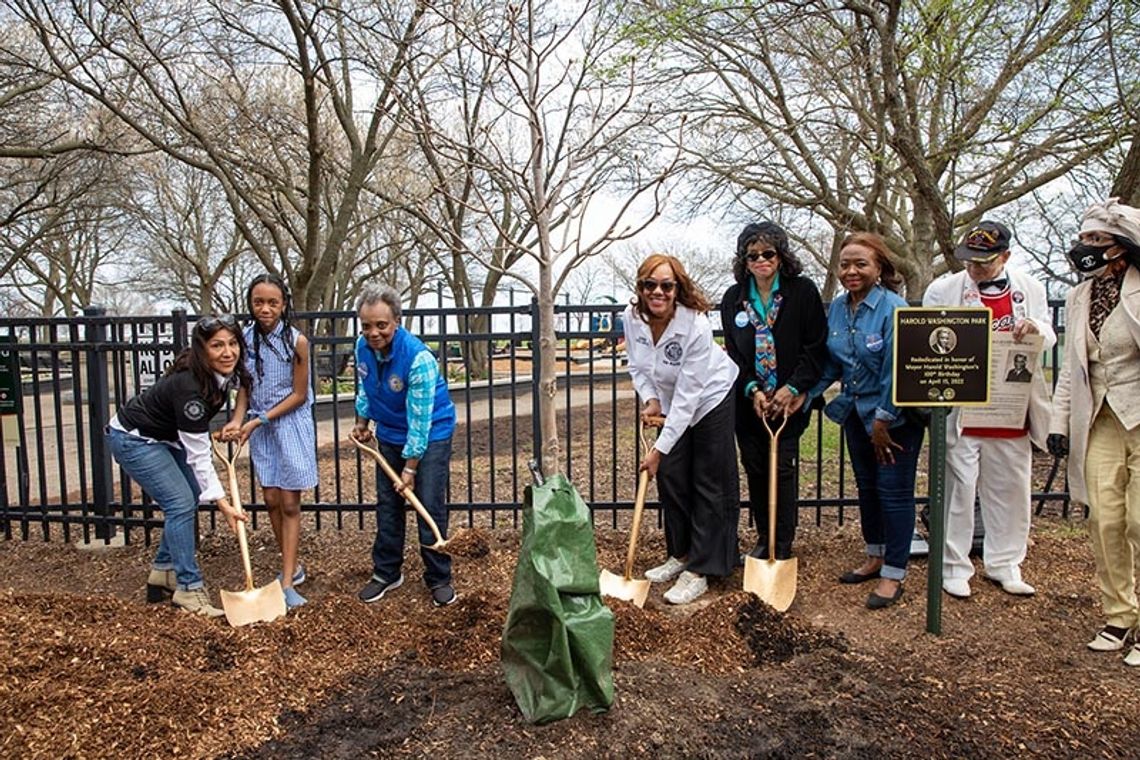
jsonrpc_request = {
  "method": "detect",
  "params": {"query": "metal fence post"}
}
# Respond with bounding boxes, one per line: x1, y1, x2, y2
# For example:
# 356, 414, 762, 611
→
172, 308, 188, 353
84, 305, 114, 541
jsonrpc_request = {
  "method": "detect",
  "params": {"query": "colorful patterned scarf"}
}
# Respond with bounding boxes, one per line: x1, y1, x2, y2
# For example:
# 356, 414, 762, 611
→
745, 278, 782, 395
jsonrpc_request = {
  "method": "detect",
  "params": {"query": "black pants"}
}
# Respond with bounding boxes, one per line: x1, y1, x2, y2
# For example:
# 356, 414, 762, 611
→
737, 424, 800, 559
656, 393, 740, 578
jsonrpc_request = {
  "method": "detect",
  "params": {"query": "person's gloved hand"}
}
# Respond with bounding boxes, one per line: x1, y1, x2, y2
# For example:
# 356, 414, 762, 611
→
1046, 433, 1069, 458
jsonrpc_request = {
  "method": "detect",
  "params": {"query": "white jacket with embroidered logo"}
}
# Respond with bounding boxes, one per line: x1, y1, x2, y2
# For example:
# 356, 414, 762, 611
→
622, 303, 738, 455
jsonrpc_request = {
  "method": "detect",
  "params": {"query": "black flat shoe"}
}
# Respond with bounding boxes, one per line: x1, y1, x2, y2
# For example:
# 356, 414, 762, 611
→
839, 568, 881, 584
866, 583, 904, 609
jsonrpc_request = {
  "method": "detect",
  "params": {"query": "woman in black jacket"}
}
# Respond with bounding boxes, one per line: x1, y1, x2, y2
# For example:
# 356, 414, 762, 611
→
106, 316, 251, 617
720, 222, 828, 559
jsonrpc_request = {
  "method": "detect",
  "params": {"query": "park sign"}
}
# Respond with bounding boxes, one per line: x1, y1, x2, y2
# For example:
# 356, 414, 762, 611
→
892, 306, 992, 636
893, 307, 991, 407
0, 334, 20, 415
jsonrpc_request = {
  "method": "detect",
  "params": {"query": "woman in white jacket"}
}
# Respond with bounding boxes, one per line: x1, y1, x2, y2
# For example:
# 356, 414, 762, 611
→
622, 253, 740, 605
1048, 198, 1140, 667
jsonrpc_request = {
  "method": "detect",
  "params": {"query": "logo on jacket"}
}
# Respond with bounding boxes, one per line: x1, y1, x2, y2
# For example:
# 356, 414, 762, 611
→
388, 374, 404, 392
663, 340, 683, 363
183, 399, 207, 421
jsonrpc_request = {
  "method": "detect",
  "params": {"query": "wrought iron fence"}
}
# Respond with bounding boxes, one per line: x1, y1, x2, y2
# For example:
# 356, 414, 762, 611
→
0, 297, 1071, 543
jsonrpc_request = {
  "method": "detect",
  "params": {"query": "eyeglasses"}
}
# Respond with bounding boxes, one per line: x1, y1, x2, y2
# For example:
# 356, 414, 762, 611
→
195, 314, 240, 334
745, 249, 778, 263
638, 279, 676, 294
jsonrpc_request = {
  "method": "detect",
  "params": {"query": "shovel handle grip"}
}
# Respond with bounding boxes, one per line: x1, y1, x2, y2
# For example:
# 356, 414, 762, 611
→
351, 437, 446, 546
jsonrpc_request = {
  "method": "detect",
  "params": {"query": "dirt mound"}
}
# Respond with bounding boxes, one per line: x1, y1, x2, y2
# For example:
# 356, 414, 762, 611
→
610, 591, 842, 674
734, 594, 848, 665
444, 526, 492, 558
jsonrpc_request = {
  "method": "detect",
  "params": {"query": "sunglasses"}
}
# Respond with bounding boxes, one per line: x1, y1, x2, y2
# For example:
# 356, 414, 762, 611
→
195, 314, 240, 334
745, 249, 779, 263
638, 279, 676, 294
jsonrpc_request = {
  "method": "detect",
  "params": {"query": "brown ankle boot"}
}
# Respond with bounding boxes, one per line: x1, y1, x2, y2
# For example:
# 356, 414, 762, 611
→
146, 569, 177, 603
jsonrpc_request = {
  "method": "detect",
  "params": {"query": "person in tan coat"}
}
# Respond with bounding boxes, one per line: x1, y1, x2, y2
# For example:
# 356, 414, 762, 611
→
1048, 198, 1140, 668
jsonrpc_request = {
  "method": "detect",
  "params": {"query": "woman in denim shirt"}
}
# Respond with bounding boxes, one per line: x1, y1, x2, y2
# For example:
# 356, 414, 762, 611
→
810, 232, 925, 609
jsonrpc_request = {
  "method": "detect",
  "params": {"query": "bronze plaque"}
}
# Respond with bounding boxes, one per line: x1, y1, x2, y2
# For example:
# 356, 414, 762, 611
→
893, 307, 991, 406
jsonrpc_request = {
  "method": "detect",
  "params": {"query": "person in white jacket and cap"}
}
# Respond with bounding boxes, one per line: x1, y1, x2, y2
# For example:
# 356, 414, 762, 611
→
622, 253, 740, 605
922, 220, 1056, 599
1048, 198, 1140, 667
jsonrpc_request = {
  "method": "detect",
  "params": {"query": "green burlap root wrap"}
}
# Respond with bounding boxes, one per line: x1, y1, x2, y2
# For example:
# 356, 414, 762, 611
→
501, 473, 615, 724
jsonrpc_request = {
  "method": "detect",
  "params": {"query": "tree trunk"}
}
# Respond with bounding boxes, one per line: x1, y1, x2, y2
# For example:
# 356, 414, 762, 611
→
906, 198, 939, 299
1110, 124, 1140, 206
821, 232, 844, 301
536, 265, 560, 469
464, 313, 490, 382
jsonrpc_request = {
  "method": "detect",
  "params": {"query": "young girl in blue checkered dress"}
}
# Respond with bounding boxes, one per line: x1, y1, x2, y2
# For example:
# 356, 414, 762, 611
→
223, 274, 318, 610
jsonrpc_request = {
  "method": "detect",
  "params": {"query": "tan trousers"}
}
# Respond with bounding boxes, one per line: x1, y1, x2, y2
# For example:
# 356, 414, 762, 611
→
1085, 405, 1140, 629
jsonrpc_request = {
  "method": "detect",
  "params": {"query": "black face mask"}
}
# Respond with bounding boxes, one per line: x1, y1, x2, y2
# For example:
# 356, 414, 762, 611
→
1068, 242, 1115, 273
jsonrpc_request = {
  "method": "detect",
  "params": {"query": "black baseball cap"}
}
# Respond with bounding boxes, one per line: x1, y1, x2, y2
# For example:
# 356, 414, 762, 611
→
954, 221, 1011, 261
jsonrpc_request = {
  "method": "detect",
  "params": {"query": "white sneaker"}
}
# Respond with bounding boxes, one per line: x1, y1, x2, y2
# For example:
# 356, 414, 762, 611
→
943, 577, 971, 599
644, 556, 687, 583
1125, 644, 1140, 667
663, 571, 707, 605
909, 531, 929, 557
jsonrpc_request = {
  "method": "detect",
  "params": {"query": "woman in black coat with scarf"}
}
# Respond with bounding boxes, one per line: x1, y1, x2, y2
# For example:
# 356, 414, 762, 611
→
721, 221, 828, 560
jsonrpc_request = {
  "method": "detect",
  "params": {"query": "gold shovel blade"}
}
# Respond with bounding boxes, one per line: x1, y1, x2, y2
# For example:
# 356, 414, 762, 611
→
599, 568, 651, 609
743, 556, 798, 612
221, 579, 287, 627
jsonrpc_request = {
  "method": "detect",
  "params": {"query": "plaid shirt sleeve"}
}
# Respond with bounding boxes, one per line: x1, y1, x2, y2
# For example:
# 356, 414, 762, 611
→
354, 379, 370, 419
401, 351, 439, 460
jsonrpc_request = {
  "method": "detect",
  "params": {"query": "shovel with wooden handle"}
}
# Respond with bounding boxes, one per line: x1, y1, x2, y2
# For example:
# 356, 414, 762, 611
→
599, 415, 664, 609
742, 412, 798, 611
211, 438, 287, 627
350, 436, 451, 554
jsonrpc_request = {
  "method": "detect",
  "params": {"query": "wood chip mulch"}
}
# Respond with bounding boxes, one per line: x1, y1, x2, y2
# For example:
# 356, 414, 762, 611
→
2, 517, 1139, 759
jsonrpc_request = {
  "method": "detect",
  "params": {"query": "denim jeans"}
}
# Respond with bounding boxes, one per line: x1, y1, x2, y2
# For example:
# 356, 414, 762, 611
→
106, 427, 205, 590
842, 414, 924, 581
371, 436, 453, 588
